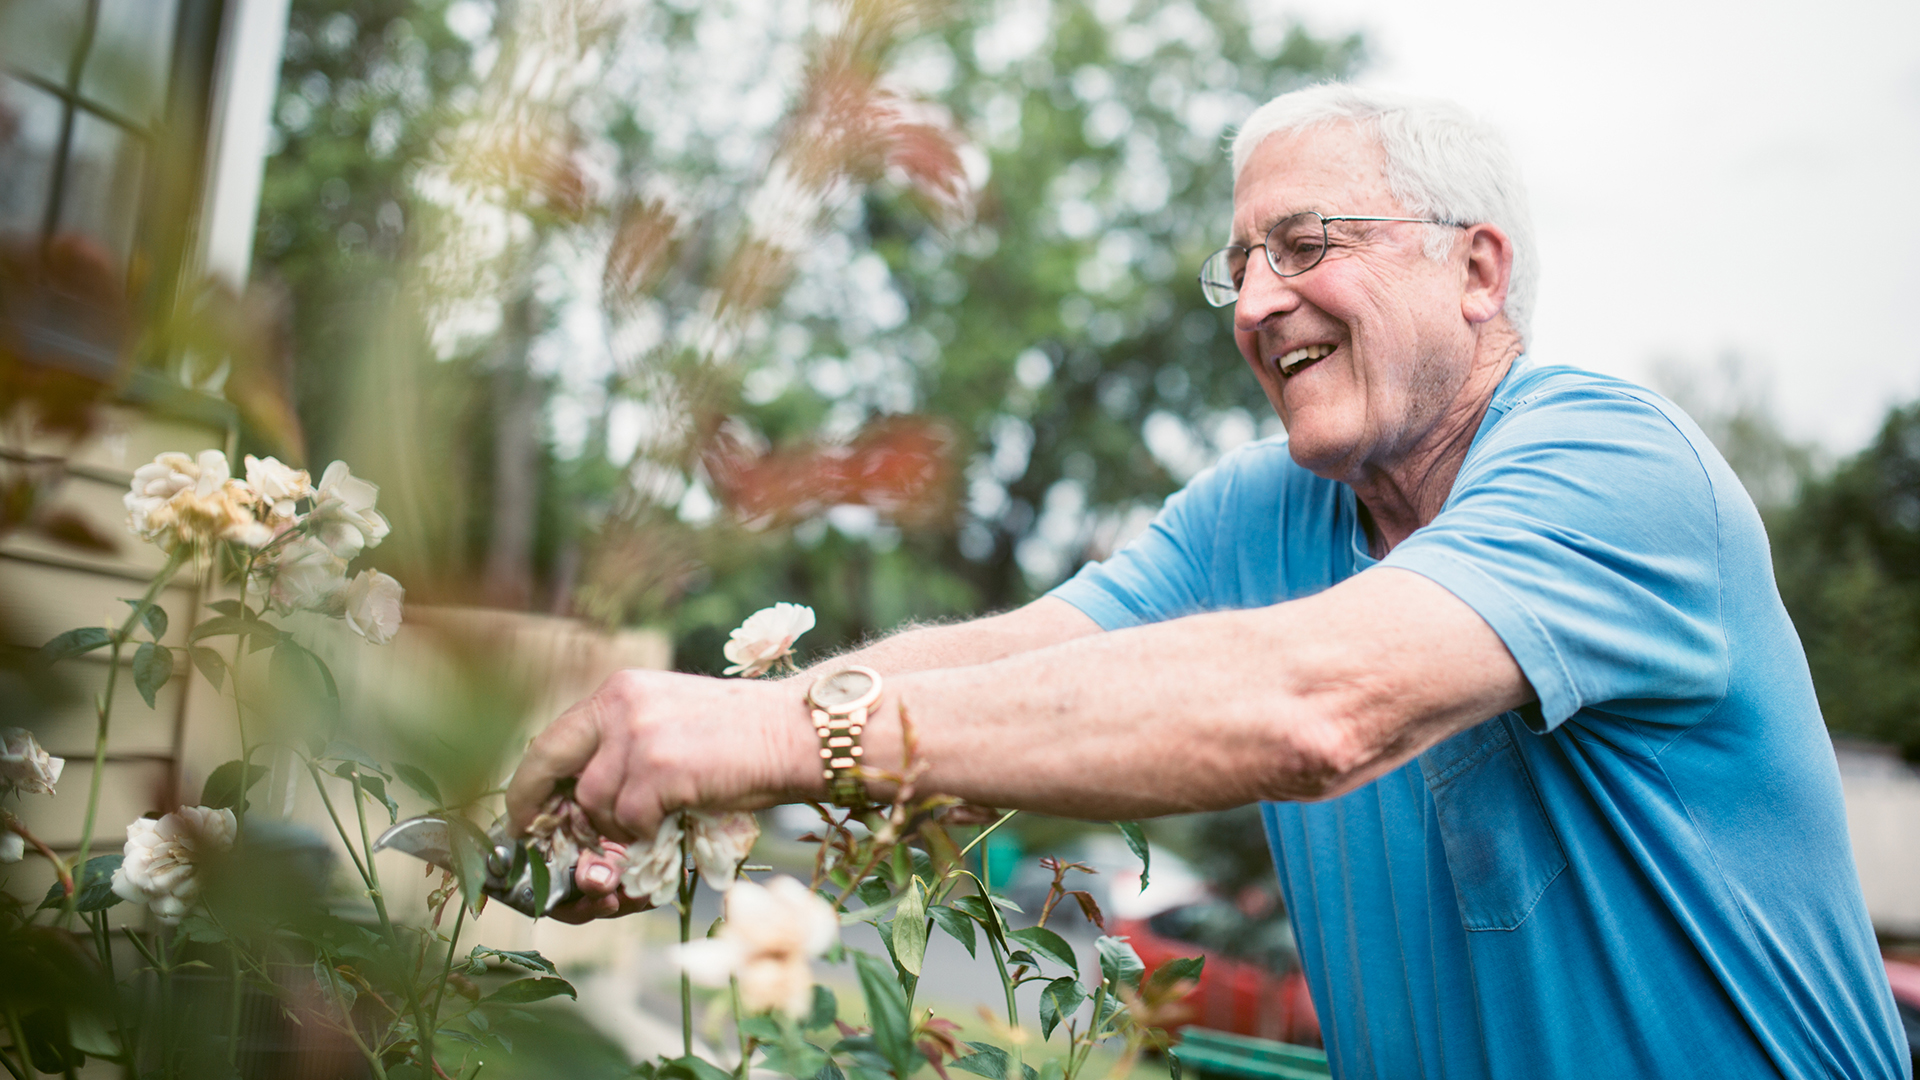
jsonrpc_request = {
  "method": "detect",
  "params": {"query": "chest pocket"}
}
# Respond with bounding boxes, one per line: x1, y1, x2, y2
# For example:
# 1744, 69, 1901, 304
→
1418, 714, 1568, 932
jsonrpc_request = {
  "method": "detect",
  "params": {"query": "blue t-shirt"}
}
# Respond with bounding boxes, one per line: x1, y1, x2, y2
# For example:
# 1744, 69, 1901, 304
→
1051, 360, 1907, 1080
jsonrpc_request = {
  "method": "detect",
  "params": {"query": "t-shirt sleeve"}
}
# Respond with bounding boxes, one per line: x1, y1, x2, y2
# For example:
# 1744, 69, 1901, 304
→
1048, 454, 1238, 631
1381, 389, 1730, 735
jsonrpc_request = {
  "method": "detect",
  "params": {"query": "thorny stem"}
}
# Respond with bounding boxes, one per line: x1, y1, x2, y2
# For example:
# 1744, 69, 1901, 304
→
320, 946, 392, 1080
980, 834, 1024, 1080
347, 765, 438, 1074
431, 898, 469, 1029
679, 819, 695, 1059
305, 762, 374, 888
5, 814, 72, 901
69, 546, 186, 925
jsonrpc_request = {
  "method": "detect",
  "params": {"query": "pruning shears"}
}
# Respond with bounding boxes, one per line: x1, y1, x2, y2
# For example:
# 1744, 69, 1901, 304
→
372, 816, 582, 918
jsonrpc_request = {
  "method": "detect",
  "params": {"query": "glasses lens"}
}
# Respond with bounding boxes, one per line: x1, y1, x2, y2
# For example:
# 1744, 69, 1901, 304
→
1269, 213, 1328, 276
1198, 247, 1244, 307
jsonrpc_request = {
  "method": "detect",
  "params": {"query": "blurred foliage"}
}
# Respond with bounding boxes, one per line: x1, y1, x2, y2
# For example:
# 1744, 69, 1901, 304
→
1770, 400, 1920, 757
250, 0, 1364, 667
1659, 357, 1920, 758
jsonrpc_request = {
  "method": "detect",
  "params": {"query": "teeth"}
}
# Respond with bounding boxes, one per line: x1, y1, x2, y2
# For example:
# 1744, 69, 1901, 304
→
1277, 343, 1335, 374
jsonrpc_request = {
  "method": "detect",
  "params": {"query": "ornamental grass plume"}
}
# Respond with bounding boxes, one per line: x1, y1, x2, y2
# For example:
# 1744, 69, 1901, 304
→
723, 602, 815, 676
671, 875, 839, 1016
0, 727, 64, 797
110, 805, 237, 923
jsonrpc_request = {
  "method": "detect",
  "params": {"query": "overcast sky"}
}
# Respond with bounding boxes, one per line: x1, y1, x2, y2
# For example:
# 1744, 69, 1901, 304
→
1270, 0, 1920, 454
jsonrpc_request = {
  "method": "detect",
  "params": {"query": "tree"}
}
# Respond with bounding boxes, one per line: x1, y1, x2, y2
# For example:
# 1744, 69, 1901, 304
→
1770, 399, 1920, 755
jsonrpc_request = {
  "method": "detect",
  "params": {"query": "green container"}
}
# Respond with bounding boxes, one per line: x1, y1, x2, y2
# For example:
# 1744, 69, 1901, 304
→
1174, 1028, 1331, 1080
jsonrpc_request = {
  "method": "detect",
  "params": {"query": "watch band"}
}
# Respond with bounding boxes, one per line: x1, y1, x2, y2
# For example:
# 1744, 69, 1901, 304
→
807, 666, 882, 808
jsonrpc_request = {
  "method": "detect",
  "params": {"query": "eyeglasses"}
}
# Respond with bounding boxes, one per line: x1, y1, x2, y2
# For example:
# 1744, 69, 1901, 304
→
1196, 212, 1458, 308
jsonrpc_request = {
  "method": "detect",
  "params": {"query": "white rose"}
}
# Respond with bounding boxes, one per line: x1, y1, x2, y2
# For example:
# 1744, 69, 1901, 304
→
310, 461, 390, 558
671, 876, 839, 1015
252, 535, 349, 615
722, 603, 816, 677
687, 811, 760, 891
1, 728, 64, 796
243, 455, 312, 521
0, 829, 23, 863
124, 450, 272, 550
617, 814, 686, 907
343, 569, 404, 645
110, 805, 237, 924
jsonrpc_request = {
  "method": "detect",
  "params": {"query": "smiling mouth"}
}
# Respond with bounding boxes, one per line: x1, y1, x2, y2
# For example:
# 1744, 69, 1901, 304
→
1277, 343, 1336, 378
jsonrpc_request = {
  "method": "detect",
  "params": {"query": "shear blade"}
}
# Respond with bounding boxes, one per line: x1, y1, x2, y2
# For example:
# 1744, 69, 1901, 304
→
372, 816, 458, 875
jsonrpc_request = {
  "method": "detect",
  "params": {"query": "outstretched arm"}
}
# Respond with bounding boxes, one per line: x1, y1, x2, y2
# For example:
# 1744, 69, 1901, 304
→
506, 566, 1530, 842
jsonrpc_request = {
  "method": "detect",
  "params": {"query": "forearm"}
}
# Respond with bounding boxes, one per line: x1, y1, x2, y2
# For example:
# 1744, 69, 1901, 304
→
815, 570, 1529, 820
792, 596, 1101, 679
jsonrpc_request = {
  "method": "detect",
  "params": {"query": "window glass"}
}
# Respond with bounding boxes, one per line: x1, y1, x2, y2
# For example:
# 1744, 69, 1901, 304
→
0, 0, 87, 88
0, 75, 63, 239
80, 0, 180, 124
56, 110, 145, 265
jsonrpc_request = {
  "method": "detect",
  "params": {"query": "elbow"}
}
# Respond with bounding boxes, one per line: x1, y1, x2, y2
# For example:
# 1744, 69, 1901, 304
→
1257, 706, 1380, 803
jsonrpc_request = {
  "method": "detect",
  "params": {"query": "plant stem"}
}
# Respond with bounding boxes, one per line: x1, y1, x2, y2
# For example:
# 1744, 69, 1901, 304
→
679, 822, 695, 1059
69, 548, 185, 924
305, 763, 374, 887
982, 916, 1023, 1080
2, 1004, 32, 1080
730, 977, 750, 1080
954, 810, 1019, 862
347, 767, 437, 1073
430, 899, 469, 1028
224, 947, 245, 1070
321, 947, 391, 1080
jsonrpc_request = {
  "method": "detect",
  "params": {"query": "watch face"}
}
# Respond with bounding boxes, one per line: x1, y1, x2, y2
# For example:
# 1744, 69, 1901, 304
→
812, 668, 877, 709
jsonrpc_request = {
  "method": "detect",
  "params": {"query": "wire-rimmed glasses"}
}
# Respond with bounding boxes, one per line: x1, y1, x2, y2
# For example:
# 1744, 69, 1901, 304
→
1196, 212, 1458, 308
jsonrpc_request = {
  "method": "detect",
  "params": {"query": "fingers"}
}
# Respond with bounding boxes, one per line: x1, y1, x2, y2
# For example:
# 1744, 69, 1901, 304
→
504, 681, 620, 834
547, 847, 651, 924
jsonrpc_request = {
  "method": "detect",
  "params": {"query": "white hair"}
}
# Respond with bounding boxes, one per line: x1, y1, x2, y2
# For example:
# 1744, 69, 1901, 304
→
1229, 84, 1538, 346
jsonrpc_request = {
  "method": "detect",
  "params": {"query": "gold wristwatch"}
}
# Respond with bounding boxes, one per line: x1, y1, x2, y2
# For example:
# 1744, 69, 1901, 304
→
807, 666, 882, 807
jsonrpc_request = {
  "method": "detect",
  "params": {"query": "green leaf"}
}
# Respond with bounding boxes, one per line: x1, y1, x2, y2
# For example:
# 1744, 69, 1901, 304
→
121, 598, 168, 640
804, 984, 838, 1030
333, 762, 398, 823
393, 762, 444, 806
950, 1043, 1038, 1080
188, 646, 227, 690
482, 976, 576, 1005
131, 642, 172, 708
891, 878, 928, 977
659, 1056, 736, 1080
853, 951, 916, 1078
201, 760, 269, 810
187, 614, 265, 643
317, 741, 386, 774
950, 894, 1006, 951
174, 914, 231, 943
1038, 978, 1085, 1040
206, 600, 245, 617
270, 639, 340, 731
446, 815, 491, 914
1096, 936, 1144, 991
1144, 955, 1205, 996
41, 626, 112, 664
1008, 927, 1076, 972
1113, 821, 1149, 892
929, 904, 977, 957
38, 855, 124, 912
467, 946, 559, 975
530, 850, 552, 913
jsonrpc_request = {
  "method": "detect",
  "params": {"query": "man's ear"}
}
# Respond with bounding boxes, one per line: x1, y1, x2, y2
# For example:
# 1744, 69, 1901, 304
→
1459, 224, 1514, 326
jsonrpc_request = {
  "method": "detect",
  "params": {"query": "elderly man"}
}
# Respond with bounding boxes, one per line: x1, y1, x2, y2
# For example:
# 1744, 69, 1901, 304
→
507, 85, 1907, 1078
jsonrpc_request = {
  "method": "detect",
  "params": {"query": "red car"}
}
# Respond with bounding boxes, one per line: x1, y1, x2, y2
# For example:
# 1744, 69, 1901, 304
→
1114, 893, 1320, 1047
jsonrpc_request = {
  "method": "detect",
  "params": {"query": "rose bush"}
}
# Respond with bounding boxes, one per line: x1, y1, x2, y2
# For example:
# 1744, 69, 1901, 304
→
5, 462, 1202, 1080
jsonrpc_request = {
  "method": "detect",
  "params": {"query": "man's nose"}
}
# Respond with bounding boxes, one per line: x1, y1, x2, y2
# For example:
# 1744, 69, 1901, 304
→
1233, 252, 1300, 334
